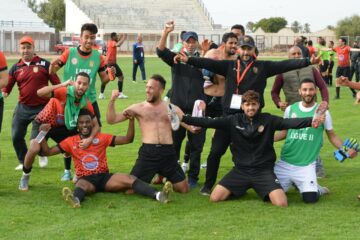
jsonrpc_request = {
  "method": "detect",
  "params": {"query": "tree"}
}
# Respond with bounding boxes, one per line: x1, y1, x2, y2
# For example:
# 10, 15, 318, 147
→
291, 21, 302, 33
253, 17, 287, 33
335, 15, 360, 39
37, 0, 65, 32
303, 23, 311, 33
246, 21, 256, 33
27, 0, 39, 13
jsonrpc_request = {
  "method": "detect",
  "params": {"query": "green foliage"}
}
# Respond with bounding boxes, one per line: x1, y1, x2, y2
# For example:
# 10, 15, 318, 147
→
254, 17, 287, 33
335, 15, 360, 39
246, 21, 256, 33
37, 0, 65, 31
27, 0, 39, 13
1, 56, 360, 239
303, 23, 311, 33
291, 21, 302, 33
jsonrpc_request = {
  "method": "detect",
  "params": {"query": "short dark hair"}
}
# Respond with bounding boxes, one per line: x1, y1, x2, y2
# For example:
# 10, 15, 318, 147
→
110, 32, 117, 38
231, 24, 245, 35
242, 90, 259, 104
150, 74, 166, 89
76, 72, 90, 83
340, 37, 347, 44
300, 78, 315, 88
222, 32, 238, 43
78, 108, 92, 118
81, 23, 98, 35
308, 40, 313, 46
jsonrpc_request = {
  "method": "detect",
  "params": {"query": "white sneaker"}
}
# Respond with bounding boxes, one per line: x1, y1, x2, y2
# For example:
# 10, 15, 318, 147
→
181, 162, 188, 173
15, 164, 23, 171
38, 156, 48, 168
201, 163, 207, 169
118, 93, 128, 99
168, 104, 180, 131
318, 185, 330, 195
98, 93, 105, 99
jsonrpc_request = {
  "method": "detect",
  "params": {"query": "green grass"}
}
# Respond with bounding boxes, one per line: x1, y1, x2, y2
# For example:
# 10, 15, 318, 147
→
1, 56, 360, 239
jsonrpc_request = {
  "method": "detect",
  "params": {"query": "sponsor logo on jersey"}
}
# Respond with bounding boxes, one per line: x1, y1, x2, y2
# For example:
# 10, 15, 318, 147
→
92, 138, 99, 144
71, 58, 78, 65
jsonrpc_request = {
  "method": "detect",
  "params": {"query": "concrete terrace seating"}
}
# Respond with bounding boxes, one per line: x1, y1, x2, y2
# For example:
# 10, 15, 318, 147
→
71, 0, 214, 32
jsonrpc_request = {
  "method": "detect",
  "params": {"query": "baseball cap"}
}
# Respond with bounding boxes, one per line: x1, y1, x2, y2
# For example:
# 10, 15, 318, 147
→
183, 31, 198, 42
20, 36, 34, 45
238, 35, 255, 48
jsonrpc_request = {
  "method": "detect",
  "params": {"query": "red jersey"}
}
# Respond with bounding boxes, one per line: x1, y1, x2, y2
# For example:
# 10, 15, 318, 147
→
59, 48, 106, 70
307, 46, 315, 57
59, 133, 115, 177
35, 87, 94, 126
0, 51, 7, 72
334, 45, 351, 67
106, 40, 117, 64
3, 56, 61, 106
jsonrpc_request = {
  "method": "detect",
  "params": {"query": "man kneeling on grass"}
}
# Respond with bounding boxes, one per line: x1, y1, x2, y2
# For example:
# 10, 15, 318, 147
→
35, 109, 172, 208
179, 90, 323, 207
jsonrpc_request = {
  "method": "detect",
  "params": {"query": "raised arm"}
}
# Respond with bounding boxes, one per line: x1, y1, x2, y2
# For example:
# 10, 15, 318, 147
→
37, 80, 72, 98
114, 118, 135, 145
116, 34, 126, 47
107, 90, 136, 124
313, 68, 329, 103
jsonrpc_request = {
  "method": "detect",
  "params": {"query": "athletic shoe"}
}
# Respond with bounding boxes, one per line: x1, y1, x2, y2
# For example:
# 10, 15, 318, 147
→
118, 93, 128, 99
72, 175, 78, 184
15, 164, 23, 171
199, 186, 211, 196
312, 101, 328, 128
143, 80, 148, 83
98, 93, 105, 99
200, 163, 207, 169
152, 175, 164, 185
38, 156, 48, 168
132, 80, 137, 83
61, 171, 72, 181
157, 181, 173, 203
318, 185, 330, 195
181, 162, 188, 173
168, 104, 180, 131
19, 174, 30, 191
188, 178, 198, 189
62, 187, 81, 208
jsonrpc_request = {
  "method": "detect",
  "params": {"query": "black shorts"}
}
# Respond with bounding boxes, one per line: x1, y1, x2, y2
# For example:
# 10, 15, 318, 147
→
80, 173, 113, 192
92, 101, 102, 127
319, 60, 329, 73
218, 167, 282, 201
47, 125, 78, 143
336, 66, 351, 78
106, 63, 123, 78
130, 144, 185, 184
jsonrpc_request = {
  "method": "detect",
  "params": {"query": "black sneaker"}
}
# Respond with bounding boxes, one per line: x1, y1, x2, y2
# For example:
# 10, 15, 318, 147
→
199, 186, 211, 196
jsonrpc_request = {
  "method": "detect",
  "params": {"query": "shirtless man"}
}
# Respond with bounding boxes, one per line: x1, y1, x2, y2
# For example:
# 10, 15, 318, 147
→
203, 32, 239, 97
107, 74, 189, 193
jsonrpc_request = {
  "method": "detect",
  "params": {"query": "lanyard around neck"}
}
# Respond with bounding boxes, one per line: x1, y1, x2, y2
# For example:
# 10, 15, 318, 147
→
236, 59, 254, 94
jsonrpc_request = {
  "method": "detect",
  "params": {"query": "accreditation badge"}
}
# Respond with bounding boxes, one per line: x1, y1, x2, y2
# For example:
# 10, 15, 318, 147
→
33, 66, 38, 73
230, 94, 242, 109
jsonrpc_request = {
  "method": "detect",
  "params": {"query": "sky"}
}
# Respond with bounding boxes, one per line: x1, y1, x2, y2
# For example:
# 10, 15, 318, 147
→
202, 0, 359, 32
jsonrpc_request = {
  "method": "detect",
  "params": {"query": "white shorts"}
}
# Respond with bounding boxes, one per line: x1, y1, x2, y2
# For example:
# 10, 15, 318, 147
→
274, 160, 318, 193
